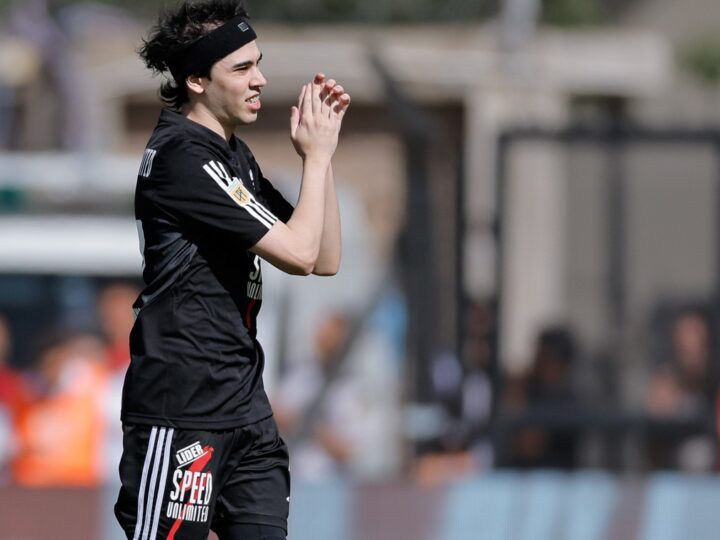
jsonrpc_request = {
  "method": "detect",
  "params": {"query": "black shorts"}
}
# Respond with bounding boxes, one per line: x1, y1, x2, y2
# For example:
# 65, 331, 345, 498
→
114, 416, 290, 540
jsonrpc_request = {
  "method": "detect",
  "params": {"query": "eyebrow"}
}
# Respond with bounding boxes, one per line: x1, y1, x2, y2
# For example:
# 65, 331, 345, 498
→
232, 52, 263, 70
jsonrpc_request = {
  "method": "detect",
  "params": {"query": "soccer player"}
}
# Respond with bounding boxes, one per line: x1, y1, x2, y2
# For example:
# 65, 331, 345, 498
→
114, 1, 350, 539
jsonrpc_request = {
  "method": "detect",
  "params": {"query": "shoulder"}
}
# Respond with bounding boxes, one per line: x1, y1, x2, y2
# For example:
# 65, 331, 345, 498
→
147, 135, 227, 181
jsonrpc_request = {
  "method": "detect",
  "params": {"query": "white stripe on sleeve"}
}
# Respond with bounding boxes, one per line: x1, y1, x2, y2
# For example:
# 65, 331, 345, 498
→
243, 201, 276, 230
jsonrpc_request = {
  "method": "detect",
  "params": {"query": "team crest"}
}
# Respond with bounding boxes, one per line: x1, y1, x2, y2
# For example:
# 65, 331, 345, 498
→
229, 181, 252, 207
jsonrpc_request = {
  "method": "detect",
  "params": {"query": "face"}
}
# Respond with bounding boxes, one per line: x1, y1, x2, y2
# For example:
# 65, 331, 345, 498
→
199, 40, 266, 127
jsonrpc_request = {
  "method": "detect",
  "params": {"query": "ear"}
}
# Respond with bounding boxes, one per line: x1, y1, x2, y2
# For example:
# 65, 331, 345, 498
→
186, 73, 205, 96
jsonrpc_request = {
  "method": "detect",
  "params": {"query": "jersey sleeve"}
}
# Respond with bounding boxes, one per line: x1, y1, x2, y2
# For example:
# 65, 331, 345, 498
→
148, 139, 279, 249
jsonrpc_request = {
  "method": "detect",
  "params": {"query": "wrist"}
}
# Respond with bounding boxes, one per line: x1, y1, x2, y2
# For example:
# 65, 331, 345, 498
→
302, 154, 332, 169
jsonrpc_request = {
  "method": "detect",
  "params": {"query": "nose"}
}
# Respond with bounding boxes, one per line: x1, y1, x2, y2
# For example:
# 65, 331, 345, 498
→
252, 67, 267, 89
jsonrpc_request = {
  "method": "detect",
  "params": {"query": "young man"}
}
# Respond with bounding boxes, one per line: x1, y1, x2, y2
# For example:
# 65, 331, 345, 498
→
114, 1, 350, 539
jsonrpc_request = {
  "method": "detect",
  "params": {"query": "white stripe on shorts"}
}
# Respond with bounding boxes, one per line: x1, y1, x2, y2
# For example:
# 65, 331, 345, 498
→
133, 427, 158, 540
132, 426, 174, 540
149, 428, 174, 540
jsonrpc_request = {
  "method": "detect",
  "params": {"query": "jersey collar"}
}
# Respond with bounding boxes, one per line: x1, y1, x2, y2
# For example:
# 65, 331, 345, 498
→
159, 108, 240, 154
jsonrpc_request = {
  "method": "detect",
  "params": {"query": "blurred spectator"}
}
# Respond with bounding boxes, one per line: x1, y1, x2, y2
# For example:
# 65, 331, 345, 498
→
505, 326, 580, 469
645, 306, 715, 471
271, 311, 399, 481
97, 282, 137, 373
459, 300, 494, 461
0, 315, 32, 482
646, 307, 713, 416
412, 301, 495, 486
12, 331, 108, 486
96, 282, 139, 483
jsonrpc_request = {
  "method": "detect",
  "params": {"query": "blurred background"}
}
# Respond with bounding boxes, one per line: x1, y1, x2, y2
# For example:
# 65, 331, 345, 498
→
1, 0, 720, 538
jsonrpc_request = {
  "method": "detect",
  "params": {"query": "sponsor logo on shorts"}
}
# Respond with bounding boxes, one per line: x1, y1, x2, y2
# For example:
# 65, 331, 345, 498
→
175, 441, 208, 467
166, 444, 215, 530
167, 470, 213, 523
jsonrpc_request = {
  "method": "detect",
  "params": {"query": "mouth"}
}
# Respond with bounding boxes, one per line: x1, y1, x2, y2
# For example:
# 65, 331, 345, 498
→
246, 94, 261, 105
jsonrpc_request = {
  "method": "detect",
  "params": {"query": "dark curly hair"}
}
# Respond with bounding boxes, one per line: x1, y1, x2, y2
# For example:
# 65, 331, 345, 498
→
139, 0, 250, 110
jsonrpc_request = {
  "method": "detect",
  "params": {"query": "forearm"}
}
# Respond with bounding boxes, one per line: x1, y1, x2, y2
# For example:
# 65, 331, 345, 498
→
251, 77, 348, 276
281, 156, 329, 267
312, 164, 341, 275
251, 156, 328, 275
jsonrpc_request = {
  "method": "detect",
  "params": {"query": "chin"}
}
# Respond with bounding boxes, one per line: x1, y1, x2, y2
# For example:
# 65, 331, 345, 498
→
237, 113, 259, 126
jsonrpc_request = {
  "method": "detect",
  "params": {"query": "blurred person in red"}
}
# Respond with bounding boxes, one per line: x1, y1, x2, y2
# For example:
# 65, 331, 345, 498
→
0, 314, 32, 482
98, 282, 139, 374
645, 306, 714, 470
97, 282, 140, 482
12, 331, 108, 486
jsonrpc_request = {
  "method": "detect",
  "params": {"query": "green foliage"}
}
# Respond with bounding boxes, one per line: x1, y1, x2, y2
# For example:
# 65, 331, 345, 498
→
0, 0, 498, 23
248, 0, 498, 22
541, 0, 606, 27
680, 35, 720, 86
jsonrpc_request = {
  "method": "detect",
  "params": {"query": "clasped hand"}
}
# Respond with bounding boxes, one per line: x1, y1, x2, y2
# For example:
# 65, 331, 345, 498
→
290, 73, 351, 160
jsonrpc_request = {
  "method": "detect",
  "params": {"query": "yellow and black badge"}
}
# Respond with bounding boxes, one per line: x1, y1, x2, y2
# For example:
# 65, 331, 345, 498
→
229, 181, 252, 207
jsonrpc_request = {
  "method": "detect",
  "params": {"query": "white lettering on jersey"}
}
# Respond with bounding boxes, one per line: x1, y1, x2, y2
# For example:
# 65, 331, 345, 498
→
202, 161, 278, 230
247, 255, 262, 300
136, 219, 146, 269
139, 148, 157, 178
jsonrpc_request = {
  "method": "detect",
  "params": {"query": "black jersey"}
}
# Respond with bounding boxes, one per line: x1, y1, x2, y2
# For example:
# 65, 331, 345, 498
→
121, 109, 294, 430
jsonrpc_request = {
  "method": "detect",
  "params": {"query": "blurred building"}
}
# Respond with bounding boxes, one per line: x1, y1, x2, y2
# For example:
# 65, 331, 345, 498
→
0, 0, 719, 480
1, 1, 720, 539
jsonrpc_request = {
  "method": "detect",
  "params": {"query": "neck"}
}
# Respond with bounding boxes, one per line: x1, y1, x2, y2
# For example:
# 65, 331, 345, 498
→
182, 102, 234, 141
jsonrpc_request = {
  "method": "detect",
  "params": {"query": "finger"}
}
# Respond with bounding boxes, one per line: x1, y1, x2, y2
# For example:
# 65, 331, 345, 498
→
332, 93, 351, 109
297, 84, 307, 111
302, 83, 313, 119
320, 79, 336, 102
314, 72, 325, 85
324, 84, 345, 110
334, 94, 351, 116
290, 106, 299, 135
311, 81, 320, 115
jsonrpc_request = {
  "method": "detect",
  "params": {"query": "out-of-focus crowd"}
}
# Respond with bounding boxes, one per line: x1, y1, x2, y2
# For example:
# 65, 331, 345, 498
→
501, 303, 716, 472
0, 281, 403, 487
0, 282, 137, 486
0, 285, 716, 488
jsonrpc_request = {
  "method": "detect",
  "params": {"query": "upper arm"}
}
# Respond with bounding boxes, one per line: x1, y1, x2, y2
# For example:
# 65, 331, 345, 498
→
148, 141, 278, 249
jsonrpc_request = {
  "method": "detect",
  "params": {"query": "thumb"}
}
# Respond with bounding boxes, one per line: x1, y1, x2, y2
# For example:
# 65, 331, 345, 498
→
290, 106, 300, 134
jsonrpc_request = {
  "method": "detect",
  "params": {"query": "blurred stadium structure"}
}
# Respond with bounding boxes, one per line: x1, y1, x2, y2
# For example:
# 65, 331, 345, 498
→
2, 0, 720, 538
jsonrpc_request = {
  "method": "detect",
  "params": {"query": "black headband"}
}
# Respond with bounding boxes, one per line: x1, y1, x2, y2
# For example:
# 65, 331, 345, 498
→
169, 16, 257, 81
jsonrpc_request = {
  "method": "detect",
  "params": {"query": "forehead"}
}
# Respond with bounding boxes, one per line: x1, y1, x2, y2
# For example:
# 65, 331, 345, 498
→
217, 40, 261, 67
